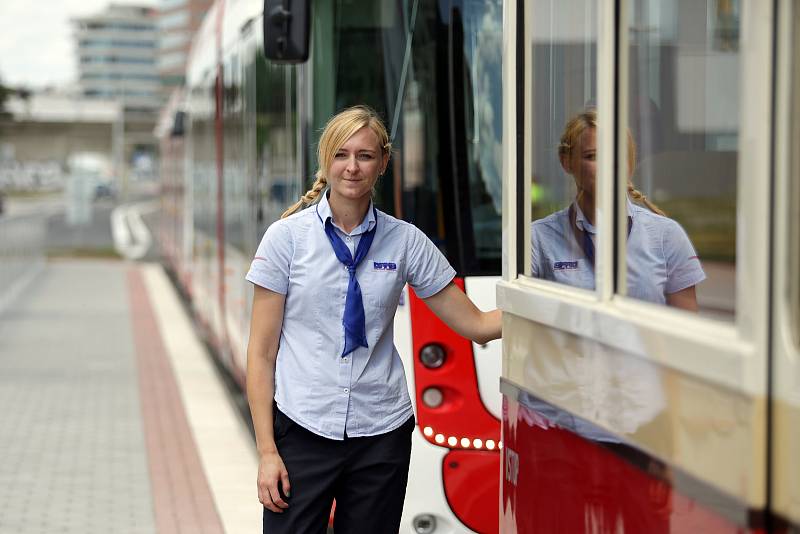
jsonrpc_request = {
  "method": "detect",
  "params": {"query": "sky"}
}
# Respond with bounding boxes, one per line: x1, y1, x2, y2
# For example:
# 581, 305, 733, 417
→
0, 0, 157, 89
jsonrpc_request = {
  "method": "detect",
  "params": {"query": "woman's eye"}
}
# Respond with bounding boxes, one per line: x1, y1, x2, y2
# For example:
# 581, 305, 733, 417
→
358, 154, 374, 160
334, 152, 347, 159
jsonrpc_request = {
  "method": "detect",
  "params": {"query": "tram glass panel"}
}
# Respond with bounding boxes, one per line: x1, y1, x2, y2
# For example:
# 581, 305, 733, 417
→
453, 0, 503, 275
223, 53, 248, 254
253, 56, 299, 232
310, 0, 402, 215
624, 0, 739, 319
309, 0, 451, 256
528, 0, 600, 293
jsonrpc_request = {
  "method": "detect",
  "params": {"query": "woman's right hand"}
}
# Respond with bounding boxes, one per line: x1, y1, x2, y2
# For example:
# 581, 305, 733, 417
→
258, 451, 291, 512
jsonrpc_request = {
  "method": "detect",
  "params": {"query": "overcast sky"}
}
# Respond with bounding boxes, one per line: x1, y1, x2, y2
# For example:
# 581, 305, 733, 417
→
0, 0, 157, 89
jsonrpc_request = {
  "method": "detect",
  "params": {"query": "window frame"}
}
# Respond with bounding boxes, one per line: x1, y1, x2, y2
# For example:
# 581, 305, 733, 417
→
500, 0, 773, 395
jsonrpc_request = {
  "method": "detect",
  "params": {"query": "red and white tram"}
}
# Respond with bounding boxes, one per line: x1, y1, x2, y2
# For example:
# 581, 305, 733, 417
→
158, 1, 505, 532
499, 0, 800, 532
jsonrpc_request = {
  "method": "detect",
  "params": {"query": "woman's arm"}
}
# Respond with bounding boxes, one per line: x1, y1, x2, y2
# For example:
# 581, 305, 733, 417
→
666, 285, 698, 312
246, 285, 291, 512
422, 282, 502, 344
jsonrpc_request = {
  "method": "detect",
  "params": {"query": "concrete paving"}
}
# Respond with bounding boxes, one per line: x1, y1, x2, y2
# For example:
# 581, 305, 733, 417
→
0, 259, 259, 534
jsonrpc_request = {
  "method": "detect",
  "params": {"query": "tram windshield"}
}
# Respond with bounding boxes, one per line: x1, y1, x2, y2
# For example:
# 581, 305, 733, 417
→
310, 0, 503, 276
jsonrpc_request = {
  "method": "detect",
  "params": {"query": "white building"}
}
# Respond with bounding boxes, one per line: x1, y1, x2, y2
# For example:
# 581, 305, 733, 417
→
158, 0, 214, 94
73, 4, 161, 114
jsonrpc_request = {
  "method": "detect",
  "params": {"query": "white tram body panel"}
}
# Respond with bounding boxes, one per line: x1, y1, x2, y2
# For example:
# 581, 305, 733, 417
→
498, 0, 800, 532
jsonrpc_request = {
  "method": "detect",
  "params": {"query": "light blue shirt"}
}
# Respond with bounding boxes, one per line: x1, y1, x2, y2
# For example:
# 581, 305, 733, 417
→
246, 192, 456, 440
531, 198, 705, 304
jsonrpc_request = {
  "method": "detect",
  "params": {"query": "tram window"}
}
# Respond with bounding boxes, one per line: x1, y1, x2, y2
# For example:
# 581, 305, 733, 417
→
253, 56, 299, 230
623, 0, 739, 319
310, 0, 401, 212
527, 0, 600, 294
454, 0, 503, 273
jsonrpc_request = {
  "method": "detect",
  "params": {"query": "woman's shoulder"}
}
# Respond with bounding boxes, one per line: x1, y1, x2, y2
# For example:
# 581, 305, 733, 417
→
632, 204, 684, 233
375, 209, 417, 234
631, 205, 695, 254
262, 207, 316, 244
531, 207, 570, 239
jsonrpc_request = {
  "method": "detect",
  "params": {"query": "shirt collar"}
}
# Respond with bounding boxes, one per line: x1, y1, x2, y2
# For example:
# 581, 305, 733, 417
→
573, 201, 596, 234
573, 197, 638, 234
315, 189, 377, 235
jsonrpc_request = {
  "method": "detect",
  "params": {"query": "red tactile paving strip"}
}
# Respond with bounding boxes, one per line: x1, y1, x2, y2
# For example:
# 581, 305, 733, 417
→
128, 268, 226, 534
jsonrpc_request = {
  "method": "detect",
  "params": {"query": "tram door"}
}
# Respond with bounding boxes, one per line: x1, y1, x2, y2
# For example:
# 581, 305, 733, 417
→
498, 0, 792, 532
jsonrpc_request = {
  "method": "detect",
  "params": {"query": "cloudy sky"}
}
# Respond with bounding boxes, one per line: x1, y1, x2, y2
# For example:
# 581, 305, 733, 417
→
0, 0, 157, 88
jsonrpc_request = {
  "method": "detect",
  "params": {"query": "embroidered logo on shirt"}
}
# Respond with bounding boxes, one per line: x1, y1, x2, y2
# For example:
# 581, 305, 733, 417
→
373, 261, 397, 271
553, 261, 579, 270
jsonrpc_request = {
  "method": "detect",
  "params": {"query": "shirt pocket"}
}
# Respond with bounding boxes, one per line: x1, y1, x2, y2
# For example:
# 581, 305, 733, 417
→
360, 260, 403, 309
550, 260, 595, 290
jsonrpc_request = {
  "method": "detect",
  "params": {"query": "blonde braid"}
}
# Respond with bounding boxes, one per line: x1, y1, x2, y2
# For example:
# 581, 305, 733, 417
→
281, 172, 328, 218
627, 182, 666, 216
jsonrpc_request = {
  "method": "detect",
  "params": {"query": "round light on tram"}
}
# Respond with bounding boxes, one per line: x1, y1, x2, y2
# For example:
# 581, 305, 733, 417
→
419, 343, 446, 368
422, 387, 443, 408
473, 438, 483, 449
499, 441, 503, 450
486, 440, 496, 450
460, 437, 470, 448
435, 434, 445, 444
447, 436, 458, 447
412, 513, 437, 534
423, 426, 434, 437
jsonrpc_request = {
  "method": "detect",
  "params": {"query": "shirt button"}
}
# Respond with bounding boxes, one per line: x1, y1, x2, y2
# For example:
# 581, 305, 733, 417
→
345, 236, 352, 242
344, 388, 349, 393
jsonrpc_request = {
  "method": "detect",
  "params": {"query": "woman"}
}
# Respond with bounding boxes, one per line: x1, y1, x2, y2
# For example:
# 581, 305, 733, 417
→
245, 105, 502, 533
531, 108, 705, 310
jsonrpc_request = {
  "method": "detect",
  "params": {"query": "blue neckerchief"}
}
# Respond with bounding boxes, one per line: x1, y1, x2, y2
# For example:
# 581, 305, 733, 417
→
569, 203, 632, 267
318, 206, 378, 357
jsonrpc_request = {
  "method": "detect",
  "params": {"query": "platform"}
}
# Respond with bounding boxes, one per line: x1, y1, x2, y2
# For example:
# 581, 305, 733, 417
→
0, 259, 260, 534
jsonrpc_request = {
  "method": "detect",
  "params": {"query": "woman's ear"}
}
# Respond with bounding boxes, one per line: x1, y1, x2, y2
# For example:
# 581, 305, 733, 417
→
559, 153, 572, 175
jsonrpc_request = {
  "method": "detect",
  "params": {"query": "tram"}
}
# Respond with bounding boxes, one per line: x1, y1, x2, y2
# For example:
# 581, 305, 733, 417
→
157, 0, 504, 532
499, 0, 800, 532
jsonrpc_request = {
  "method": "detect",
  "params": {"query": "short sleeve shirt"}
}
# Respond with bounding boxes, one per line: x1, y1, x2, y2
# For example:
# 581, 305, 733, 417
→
531, 199, 705, 304
246, 192, 456, 440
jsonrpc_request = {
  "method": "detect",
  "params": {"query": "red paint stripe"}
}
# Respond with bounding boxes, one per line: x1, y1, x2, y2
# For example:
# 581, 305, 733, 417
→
128, 268, 225, 534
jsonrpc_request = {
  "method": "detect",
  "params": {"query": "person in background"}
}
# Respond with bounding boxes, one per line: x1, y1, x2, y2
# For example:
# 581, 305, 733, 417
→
245, 105, 502, 534
531, 108, 705, 310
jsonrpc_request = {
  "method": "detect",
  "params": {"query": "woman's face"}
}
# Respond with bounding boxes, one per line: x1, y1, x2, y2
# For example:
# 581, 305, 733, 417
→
327, 126, 388, 204
562, 126, 597, 198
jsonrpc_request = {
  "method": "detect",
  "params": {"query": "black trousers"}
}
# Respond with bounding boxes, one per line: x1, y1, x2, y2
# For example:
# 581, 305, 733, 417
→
263, 409, 414, 534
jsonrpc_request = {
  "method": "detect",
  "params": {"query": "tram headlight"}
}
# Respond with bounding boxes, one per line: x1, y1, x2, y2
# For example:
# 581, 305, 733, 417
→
422, 387, 443, 408
412, 513, 437, 533
419, 343, 446, 368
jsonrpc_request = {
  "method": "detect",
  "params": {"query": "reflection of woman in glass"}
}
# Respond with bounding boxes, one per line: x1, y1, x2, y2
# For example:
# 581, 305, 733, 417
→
531, 109, 705, 310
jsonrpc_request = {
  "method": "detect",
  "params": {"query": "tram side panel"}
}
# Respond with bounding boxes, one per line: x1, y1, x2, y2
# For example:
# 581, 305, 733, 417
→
500, 0, 776, 532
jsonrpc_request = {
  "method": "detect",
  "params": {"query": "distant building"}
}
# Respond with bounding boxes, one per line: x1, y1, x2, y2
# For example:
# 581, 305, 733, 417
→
158, 0, 214, 94
73, 4, 161, 114
0, 91, 122, 190
72, 4, 162, 176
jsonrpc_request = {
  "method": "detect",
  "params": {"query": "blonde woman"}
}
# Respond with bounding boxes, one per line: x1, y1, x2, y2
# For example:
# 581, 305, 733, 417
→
531, 108, 705, 310
245, 105, 501, 533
